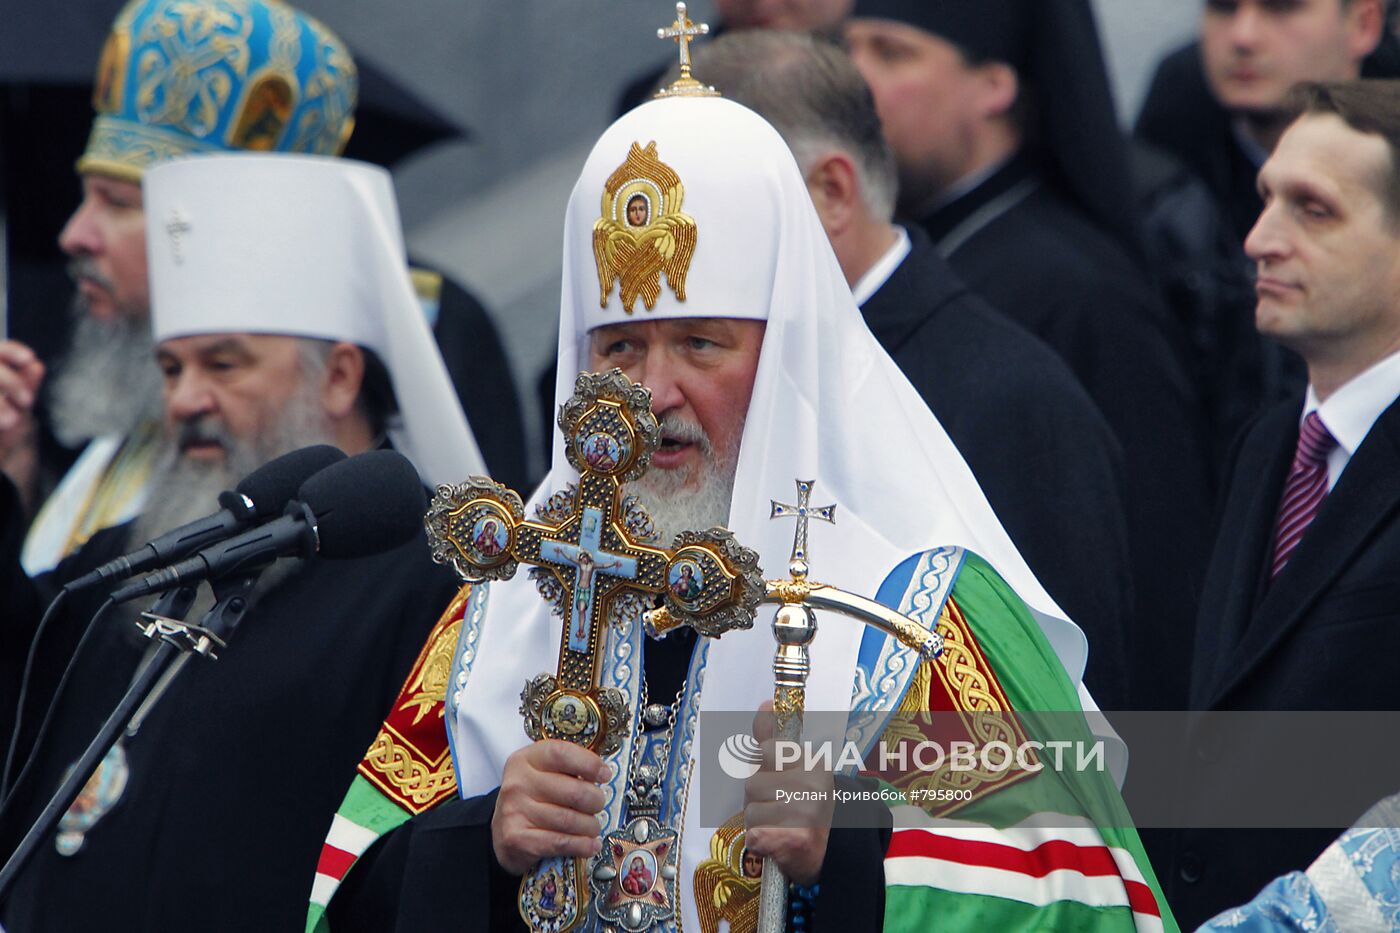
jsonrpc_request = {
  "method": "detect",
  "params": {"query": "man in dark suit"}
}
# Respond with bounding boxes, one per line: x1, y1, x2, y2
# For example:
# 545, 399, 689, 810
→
1135, 2, 1399, 424
691, 28, 1134, 708
1167, 79, 1400, 930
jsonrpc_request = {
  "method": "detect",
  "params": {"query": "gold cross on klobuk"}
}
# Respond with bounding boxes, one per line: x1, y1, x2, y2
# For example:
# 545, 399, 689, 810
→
426, 369, 764, 759
655, 1, 720, 99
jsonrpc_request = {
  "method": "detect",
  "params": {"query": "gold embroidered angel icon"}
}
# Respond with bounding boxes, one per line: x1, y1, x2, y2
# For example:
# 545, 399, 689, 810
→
593, 141, 698, 314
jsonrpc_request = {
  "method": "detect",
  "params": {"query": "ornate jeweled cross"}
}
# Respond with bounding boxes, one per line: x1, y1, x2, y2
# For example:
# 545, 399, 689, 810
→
658, 2, 706, 72
426, 370, 764, 762
426, 369, 764, 933
655, 2, 720, 99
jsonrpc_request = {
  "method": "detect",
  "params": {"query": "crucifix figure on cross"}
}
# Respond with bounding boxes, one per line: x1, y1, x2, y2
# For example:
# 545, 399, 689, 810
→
541, 507, 636, 652
425, 369, 764, 758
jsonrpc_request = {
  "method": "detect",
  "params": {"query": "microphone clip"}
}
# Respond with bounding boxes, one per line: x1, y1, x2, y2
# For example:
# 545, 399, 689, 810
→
136, 611, 228, 660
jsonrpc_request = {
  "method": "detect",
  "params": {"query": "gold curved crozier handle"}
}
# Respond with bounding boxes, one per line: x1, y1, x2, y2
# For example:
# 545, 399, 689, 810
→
762, 580, 942, 660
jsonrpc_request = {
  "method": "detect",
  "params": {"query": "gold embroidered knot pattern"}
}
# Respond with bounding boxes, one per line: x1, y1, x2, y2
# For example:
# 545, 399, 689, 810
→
880, 598, 1033, 813
360, 726, 457, 812
593, 141, 697, 314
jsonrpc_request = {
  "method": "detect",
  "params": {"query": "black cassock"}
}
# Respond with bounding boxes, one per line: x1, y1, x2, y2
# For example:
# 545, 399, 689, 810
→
861, 227, 1132, 708
429, 273, 533, 492
0, 477, 458, 932
917, 153, 1213, 711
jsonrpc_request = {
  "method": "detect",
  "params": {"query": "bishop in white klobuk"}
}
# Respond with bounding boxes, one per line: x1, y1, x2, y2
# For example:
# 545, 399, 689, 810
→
440, 94, 1125, 933
143, 154, 485, 487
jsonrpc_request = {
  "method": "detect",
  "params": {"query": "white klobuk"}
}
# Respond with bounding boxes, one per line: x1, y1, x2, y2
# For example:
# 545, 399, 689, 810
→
143, 153, 485, 486
445, 96, 1117, 933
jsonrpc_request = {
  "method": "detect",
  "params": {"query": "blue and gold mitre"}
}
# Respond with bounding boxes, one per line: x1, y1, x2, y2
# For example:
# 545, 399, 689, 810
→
79, 0, 358, 181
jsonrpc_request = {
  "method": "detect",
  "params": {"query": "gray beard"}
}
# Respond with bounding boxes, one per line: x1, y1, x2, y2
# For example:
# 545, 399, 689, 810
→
129, 381, 339, 600
627, 412, 741, 545
48, 305, 163, 448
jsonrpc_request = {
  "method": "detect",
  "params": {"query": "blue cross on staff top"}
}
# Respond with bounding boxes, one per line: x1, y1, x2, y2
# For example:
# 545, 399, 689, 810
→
770, 479, 837, 574
540, 507, 640, 654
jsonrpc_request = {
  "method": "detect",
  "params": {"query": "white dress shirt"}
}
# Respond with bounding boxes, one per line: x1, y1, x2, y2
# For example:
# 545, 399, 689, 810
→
850, 226, 912, 307
1304, 348, 1400, 489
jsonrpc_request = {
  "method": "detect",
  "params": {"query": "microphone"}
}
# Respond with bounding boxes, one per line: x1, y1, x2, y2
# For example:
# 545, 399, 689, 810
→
109, 450, 427, 603
66, 445, 347, 592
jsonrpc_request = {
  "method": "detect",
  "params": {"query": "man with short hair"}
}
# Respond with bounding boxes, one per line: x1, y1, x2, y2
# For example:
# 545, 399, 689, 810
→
1138, 0, 1395, 244
843, 0, 1213, 710
1137, 1, 1399, 421
1171, 79, 1400, 928
690, 29, 1133, 707
0, 154, 475, 931
310, 64, 1172, 933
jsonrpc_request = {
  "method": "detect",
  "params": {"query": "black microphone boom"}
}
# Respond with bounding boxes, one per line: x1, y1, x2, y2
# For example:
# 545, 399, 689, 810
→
66, 445, 347, 592
109, 449, 427, 603
109, 508, 320, 603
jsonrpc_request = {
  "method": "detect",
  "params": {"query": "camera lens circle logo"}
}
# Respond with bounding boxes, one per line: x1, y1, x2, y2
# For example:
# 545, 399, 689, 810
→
717, 732, 763, 780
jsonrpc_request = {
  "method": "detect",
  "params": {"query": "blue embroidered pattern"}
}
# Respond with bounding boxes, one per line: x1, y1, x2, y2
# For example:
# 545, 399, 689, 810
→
846, 547, 964, 759
445, 584, 489, 786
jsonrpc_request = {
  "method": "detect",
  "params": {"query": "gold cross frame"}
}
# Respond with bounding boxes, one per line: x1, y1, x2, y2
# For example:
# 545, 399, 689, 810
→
425, 369, 764, 758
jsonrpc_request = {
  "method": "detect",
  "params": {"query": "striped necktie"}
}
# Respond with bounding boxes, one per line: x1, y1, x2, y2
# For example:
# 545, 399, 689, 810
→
1270, 411, 1339, 579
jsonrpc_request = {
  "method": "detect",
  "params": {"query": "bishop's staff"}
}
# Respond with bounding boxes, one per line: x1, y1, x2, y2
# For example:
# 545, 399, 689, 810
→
648, 480, 943, 933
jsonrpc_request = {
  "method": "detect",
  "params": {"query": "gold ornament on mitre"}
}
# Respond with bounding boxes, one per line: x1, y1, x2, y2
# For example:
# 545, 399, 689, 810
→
655, 2, 721, 99
592, 141, 698, 314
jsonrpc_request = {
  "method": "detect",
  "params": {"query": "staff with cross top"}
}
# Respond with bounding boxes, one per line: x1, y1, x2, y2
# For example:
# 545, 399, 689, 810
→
770, 479, 837, 576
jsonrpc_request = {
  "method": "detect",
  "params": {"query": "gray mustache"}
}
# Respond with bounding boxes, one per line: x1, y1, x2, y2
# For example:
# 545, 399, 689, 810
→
176, 415, 233, 451
66, 258, 115, 294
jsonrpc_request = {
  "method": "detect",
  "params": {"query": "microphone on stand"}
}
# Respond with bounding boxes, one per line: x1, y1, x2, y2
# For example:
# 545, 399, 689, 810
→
65, 445, 347, 592
0, 450, 429, 902
109, 449, 427, 603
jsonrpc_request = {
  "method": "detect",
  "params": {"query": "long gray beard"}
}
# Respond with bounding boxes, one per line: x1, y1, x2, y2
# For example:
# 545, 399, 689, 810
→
627, 412, 741, 545
129, 384, 339, 601
48, 306, 163, 447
